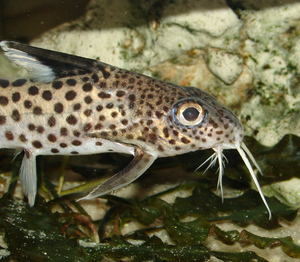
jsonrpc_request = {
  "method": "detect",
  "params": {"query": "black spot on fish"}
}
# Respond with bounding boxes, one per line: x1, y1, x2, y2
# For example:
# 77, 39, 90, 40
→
12, 79, 27, 87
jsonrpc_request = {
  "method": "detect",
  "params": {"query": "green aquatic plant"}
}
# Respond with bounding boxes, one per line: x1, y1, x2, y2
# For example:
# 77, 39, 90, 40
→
0, 135, 299, 261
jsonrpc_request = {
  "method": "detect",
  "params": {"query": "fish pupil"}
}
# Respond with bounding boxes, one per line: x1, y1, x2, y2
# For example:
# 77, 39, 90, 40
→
183, 107, 199, 121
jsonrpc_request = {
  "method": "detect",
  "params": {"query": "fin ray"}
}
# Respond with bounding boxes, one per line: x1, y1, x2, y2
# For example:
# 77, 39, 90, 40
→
79, 147, 156, 200
0, 41, 98, 82
19, 150, 37, 206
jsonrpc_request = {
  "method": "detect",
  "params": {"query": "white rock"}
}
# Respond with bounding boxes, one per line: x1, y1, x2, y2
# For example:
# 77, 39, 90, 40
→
31, 0, 241, 72
206, 47, 243, 84
265, 178, 300, 208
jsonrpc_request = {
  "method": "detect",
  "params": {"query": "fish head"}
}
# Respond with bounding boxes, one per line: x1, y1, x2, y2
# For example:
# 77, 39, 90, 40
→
152, 86, 244, 156
156, 86, 271, 219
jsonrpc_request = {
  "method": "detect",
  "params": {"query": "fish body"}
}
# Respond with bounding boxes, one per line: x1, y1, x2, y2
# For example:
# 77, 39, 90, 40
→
0, 41, 271, 218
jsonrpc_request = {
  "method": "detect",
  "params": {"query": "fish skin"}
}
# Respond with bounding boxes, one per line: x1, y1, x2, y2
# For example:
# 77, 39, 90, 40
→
0, 41, 270, 218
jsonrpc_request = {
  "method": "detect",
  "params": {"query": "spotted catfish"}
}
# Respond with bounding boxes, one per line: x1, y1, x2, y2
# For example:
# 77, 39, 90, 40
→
0, 41, 271, 218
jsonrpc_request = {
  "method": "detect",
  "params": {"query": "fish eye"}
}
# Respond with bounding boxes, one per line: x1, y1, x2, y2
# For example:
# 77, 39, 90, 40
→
173, 101, 205, 127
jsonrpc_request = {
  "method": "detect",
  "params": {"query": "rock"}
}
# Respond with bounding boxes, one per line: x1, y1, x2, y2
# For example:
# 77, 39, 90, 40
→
206, 47, 244, 84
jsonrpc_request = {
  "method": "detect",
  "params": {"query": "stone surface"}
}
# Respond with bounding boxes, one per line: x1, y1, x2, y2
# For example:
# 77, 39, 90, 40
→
265, 178, 300, 208
206, 47, 244, 85
4, 0, 297, 148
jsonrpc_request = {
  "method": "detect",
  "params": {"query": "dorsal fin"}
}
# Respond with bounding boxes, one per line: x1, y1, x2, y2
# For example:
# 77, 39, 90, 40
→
0, 41, 98, 83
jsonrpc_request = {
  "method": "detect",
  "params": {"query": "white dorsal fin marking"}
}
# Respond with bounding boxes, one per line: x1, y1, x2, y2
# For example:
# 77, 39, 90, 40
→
0, 41, 55, 83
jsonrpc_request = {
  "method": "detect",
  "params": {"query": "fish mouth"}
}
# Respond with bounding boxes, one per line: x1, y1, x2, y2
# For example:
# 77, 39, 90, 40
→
196, 142, 272, 220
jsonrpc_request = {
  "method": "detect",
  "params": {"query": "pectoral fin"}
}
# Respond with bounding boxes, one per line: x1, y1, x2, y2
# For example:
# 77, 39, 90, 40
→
79, 147, 156, 200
